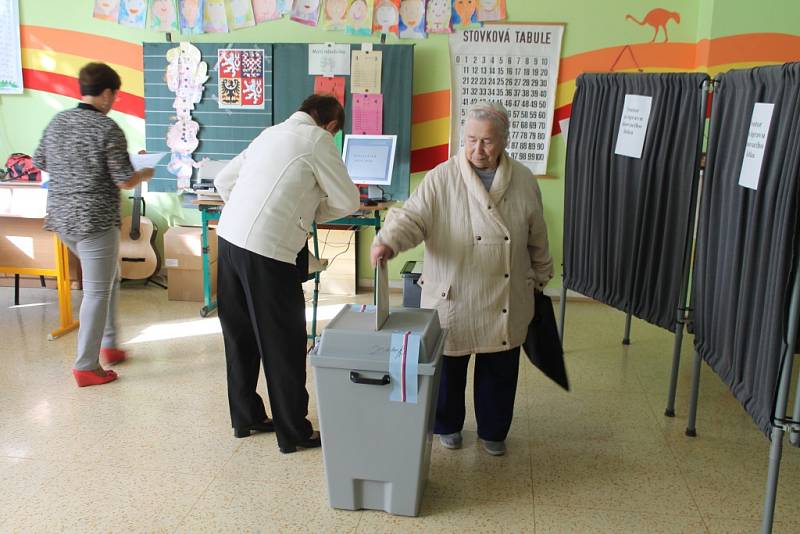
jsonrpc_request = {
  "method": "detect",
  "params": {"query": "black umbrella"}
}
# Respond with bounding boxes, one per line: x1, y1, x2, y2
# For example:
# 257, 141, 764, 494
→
523, 291, 570, 391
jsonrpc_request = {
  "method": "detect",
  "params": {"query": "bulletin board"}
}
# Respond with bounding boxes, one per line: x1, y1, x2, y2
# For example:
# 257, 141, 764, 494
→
273, 43, 413, 201
143, 42, 273, 192
144, 42, 413, 200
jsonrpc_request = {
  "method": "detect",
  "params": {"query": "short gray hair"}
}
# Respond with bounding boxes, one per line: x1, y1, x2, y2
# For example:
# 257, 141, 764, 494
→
465, 101, 510, 144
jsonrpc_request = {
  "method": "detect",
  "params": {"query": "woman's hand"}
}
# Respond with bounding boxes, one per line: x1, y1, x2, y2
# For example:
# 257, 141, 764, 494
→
371, 243, 395, 267
118, 168, 154, 189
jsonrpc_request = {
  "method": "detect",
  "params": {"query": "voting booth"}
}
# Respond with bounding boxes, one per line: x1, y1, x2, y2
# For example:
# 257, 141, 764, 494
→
310, 304, 446, 517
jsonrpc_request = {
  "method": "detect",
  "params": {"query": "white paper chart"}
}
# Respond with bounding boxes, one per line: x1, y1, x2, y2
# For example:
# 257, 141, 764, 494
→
449, 24, 564, 174
0, 0, 23, 94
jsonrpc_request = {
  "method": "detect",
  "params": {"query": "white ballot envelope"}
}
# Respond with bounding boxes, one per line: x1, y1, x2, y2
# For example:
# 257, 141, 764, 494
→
375, 259, 390, 330
130, 152, 167, 171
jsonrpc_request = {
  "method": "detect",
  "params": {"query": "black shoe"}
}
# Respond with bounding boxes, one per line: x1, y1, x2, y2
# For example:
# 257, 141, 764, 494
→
279, 431, 321, 454
233, 418, 275, 438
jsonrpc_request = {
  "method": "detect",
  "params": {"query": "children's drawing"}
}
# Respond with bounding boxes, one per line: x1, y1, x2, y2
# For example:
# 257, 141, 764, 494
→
166, 120, 200, 187
290, 0, 321, 26
227, 0, 256, 29
451, 0, 479, 29
149, 0, 179, 31
425, 0, 450, 33
322, 0, 349, 30
203, 0, 228, 32
346, 0, 373, 35
165, 42, 208, 189
93, 0, 121, 22
252, 0, 289, 22
178, 0, 206, 33
399, 0, 426, 39
373, 0, 399, 34
119, 0, 148, 27
476, 0, 504, 22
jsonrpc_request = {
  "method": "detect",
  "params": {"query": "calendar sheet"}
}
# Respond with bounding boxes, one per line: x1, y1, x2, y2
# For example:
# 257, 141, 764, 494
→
449, 24, 564, 174
0, 0, 23, 94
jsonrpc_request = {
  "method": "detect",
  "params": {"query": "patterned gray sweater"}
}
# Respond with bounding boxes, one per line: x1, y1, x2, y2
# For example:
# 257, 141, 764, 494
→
33, 104, 134, 237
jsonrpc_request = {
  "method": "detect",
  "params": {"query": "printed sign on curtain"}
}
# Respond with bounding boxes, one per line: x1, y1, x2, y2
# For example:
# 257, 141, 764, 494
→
738, 102, 775, 190
449, 24, 564, 174
0, 0, 23, 94
614, 94, 653, 159
217, 49, 266, 109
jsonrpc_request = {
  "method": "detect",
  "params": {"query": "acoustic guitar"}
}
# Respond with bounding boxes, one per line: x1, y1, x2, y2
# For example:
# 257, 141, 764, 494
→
119, 184, 160, 282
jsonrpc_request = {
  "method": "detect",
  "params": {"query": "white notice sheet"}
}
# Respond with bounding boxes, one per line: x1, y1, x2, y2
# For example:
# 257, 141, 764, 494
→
614, 94, 653, 159
738, 102, 774, 190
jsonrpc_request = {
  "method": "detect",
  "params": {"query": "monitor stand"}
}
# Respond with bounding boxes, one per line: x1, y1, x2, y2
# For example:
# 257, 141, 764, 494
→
367, 185, 384, 201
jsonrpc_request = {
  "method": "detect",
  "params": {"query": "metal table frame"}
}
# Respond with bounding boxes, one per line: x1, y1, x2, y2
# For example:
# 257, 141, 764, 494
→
196, 201, 387, 341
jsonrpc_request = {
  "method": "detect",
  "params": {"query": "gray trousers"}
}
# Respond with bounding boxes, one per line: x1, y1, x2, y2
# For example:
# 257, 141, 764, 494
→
59, 228, 120, 371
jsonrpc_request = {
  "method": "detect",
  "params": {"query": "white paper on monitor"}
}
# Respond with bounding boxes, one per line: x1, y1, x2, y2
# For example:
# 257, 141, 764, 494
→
130, 152, 167, 171
342, 134, 397, 185
375, 260, 390, 330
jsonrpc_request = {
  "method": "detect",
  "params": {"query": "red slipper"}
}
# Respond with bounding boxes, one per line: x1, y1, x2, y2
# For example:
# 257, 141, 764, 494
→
100, 348, 127, 365
72, 368, 118, 387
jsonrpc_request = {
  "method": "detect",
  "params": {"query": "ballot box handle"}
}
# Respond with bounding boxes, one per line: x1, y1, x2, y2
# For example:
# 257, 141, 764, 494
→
349, 371, 391, 386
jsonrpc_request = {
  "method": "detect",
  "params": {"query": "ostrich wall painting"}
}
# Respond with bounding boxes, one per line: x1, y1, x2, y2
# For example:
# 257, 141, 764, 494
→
625, 8, 680, 43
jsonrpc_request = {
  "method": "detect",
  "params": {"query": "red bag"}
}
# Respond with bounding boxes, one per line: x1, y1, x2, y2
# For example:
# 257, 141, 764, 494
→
4, 153, 42, 182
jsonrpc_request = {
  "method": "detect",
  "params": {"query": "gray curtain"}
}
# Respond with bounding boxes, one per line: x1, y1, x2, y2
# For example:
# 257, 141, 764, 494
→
693, 63, 800, 436
563, 73, 708, 331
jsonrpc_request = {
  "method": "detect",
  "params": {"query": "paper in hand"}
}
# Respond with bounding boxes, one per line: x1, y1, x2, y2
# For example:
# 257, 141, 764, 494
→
130, 152, 167, 171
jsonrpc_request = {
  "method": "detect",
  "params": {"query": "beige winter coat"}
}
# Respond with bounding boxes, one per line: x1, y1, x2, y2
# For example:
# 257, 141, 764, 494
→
374, 149, 554, 356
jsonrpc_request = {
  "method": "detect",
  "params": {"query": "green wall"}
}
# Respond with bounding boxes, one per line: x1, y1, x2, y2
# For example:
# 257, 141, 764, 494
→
3, 0, 800, 286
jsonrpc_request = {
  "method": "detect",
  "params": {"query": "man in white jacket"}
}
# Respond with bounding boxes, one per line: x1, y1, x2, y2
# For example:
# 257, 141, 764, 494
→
214, 95, 360, 453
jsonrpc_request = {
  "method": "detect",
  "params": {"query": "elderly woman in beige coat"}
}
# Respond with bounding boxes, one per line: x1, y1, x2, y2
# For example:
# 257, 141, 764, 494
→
371, 101, 553, 456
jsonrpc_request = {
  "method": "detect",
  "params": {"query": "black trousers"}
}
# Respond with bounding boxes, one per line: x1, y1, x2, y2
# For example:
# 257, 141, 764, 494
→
217, 237, 312, 449
433, 347, 521, 442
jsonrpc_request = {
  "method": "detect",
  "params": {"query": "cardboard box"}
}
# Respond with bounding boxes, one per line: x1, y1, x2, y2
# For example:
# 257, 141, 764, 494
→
164, 225, 218, 302
0, 216, 82, 287
304, 228, 357, 295
167, 261, 217, 302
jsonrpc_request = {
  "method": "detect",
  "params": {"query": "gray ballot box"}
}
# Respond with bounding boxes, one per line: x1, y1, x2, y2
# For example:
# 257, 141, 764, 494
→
310, 305, 446, 517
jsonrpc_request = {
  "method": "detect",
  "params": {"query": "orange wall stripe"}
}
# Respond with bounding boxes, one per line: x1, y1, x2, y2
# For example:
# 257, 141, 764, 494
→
15, 27, 800, 175
22, 69, 145, 118
701, 33, 800, 67
412, 89, 450, 123
20, 25, 143, 71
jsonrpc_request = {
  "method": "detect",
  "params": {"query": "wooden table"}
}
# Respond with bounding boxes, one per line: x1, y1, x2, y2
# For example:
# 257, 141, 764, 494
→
0, 182, 79, 339
193, 199, 394, 339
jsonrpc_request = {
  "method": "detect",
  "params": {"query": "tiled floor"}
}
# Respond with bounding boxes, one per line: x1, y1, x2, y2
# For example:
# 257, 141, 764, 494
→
2, 284, 799, 533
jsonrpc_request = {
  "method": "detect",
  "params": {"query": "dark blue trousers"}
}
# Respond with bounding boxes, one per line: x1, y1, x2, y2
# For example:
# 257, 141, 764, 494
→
434, 347, 521, 442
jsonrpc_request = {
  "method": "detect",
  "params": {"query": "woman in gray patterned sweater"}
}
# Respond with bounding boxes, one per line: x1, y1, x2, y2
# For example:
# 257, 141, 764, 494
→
33, 63, 154, 387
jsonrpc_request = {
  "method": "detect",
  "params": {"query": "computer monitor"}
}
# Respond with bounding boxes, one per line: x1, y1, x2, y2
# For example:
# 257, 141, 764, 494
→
342, 134, 397, 186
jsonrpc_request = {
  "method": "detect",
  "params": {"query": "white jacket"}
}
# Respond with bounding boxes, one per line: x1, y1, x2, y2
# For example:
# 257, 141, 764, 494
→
215, 112, 360, 263
374, 149, 554, 356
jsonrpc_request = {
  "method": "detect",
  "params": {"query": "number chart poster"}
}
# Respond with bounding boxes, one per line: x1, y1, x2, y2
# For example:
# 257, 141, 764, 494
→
0, 0, 23, 94
449, 24, 564, 174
